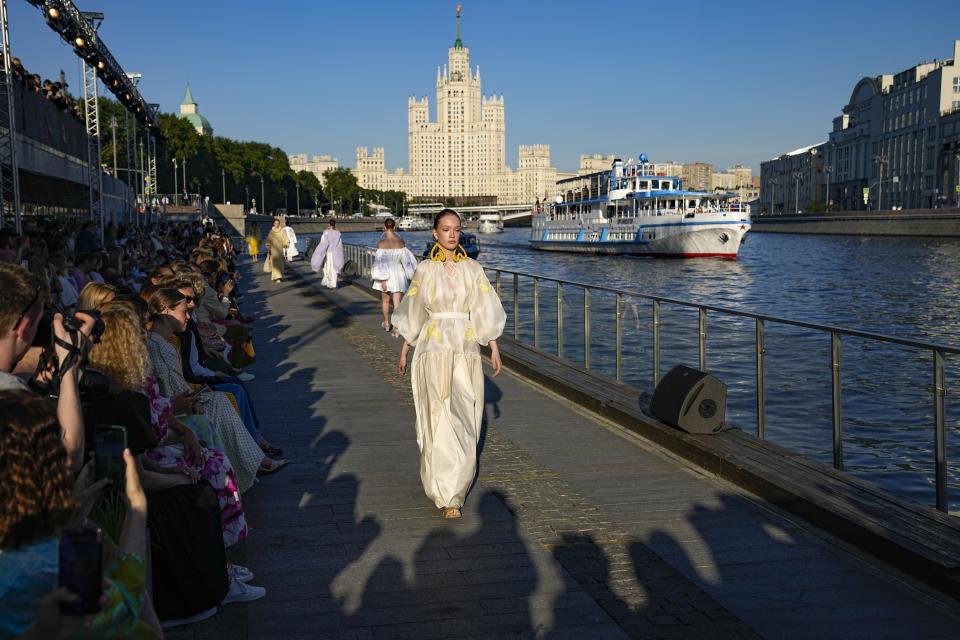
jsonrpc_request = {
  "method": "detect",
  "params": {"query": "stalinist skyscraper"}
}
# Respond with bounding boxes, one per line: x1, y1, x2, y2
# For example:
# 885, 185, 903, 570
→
355, 5, 557, 205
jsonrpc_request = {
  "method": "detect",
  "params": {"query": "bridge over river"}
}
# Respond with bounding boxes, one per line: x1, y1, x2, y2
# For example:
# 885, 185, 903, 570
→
165, 257, 960, 640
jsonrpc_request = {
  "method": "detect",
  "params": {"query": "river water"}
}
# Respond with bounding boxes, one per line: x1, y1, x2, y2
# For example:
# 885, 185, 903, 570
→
301, 228, 960, 511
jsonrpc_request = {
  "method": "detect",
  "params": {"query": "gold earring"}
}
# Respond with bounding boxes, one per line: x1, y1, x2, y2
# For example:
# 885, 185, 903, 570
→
430, 242, 447, 262
452, 244, 468, 262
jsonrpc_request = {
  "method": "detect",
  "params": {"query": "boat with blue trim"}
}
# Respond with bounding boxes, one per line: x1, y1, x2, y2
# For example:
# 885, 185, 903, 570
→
531, 156, 751, 258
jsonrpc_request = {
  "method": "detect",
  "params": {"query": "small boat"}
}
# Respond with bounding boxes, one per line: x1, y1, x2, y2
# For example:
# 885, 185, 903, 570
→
422, 232, 481, 260
532, 155, 751, 259
477, 213, 504, 234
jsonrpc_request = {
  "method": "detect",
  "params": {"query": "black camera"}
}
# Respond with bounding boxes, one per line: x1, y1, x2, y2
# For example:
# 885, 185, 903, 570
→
64, 309, 106, 344
29, 309, 110, 400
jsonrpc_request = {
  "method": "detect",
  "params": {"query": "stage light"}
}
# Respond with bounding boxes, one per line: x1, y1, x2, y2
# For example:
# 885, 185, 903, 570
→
74, 36, 85, 48
47, 7, 60, 20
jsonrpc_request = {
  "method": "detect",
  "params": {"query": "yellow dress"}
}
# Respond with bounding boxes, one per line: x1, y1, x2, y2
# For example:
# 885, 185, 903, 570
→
391, 258, 506, 509
265, 228, 288, 281
245, 224, 260, 257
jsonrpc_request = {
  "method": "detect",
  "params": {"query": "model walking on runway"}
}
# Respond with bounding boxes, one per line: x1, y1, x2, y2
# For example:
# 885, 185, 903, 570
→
392, 209, 506, 519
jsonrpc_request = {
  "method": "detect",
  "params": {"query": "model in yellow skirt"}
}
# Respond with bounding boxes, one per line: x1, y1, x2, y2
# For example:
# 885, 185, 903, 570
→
245, 222, 260, 260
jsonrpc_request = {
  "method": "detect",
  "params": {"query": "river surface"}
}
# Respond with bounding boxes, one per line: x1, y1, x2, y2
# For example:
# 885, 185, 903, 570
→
301, 228, 960, 511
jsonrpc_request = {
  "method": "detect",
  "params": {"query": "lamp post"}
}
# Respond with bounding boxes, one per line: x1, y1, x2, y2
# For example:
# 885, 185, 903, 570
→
138, 139, 144, 214
260, 175, 265, 214
823, 164, 833, 210
295, 182, 300, 217
955, 152, 960, 207
182, 158, 187, 203
172, 158, 178, 206
873, 154, 888, 211
221, 169, 226, 204
245, 185, 249, 213
792, 170, 803, 214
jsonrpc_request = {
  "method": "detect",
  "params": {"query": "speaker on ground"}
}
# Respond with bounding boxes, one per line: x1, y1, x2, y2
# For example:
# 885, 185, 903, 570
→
650, 365, 727, 434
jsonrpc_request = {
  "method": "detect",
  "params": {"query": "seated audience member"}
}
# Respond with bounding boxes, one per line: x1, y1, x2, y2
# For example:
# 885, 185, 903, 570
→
171, 279, 278, 455
88, 305, 250, 547
69, 253, 98, 292
145, 288, 287, 490
77, 281, 116, 311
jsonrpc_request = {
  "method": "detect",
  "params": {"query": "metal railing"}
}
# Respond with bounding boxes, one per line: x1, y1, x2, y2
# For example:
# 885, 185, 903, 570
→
342, 242, 959, 512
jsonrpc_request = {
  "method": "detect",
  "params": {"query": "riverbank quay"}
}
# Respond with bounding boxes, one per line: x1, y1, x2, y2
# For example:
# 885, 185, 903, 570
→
170, 257, 960, 639
751, 208, 960, 236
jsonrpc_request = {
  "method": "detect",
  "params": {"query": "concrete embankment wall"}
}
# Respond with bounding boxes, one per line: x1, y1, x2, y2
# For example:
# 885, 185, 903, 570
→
752, 208, 960, 237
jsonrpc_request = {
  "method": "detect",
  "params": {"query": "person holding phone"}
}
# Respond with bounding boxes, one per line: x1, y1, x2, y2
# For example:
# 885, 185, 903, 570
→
0, 390, 160, 638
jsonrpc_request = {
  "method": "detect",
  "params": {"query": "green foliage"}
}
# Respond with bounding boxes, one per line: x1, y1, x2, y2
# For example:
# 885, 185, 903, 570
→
95, 97, 410, 215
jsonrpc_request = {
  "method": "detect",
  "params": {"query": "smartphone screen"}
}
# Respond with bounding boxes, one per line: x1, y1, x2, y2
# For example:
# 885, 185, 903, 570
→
94, 425, 127, 486
58, 527, 102, 614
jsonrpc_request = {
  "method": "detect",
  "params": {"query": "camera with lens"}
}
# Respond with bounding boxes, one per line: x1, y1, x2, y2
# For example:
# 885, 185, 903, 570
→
63, 308, 106, 343
29, 309, 110, 400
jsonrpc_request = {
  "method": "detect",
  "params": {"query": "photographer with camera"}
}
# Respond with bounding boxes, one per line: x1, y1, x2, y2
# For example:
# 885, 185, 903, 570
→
0, 263, 96, 470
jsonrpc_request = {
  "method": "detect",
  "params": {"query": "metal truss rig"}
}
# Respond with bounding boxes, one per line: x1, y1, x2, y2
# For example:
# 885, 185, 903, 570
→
0, 0, 164, 236
0, 0, 21, 234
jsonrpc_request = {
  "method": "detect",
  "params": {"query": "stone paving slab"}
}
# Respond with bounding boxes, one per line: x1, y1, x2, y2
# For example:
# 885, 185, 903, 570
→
166, 260, 960, 640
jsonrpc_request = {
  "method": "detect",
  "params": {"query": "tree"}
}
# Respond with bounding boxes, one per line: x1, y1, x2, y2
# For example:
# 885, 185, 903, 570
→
323, 167, 359, 214
159, 113, 200, 162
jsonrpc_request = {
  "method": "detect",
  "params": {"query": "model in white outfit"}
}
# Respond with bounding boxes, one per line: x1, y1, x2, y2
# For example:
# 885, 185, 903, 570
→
282, 225, 300, 261
370, 220, 419, 333
370, 246, 418, 293
393, 210, 505, 520
310, 220, 344, 289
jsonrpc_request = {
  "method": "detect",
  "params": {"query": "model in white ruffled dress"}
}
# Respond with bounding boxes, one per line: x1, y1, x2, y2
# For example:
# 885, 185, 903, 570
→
392, 210, 506, 519
371, 219, 419, 334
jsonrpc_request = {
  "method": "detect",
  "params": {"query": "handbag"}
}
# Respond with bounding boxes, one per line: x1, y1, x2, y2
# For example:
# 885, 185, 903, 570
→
230, 336, 257, 369
262, 253, 271, 273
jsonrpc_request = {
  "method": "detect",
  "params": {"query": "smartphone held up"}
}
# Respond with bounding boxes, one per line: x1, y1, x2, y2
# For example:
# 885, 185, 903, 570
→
58, 526, 102, 615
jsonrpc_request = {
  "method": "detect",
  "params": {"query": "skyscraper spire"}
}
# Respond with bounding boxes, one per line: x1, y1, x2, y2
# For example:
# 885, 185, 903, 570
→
453, 4, 463, 49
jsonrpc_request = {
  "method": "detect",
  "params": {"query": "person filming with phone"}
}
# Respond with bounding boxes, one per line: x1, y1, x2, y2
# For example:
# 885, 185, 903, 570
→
0, 390, 161, 638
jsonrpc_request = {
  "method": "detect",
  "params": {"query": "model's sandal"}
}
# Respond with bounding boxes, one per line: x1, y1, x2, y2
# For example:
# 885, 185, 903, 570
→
441, 507, 462, 519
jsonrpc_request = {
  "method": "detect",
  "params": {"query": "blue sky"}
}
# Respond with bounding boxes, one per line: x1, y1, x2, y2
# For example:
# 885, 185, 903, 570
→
9, 1, 960, 174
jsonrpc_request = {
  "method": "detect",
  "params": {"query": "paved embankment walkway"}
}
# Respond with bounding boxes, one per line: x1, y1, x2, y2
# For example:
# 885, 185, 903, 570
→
175, 259, 960, 639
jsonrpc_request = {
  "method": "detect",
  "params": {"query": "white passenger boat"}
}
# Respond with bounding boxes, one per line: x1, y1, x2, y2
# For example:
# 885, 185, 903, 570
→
531, 156, 751, 259
477, 213, 504, 234
397, 216, 431, 231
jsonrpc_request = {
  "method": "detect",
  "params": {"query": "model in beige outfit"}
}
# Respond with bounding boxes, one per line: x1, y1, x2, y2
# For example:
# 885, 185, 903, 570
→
265, 217, 289, 282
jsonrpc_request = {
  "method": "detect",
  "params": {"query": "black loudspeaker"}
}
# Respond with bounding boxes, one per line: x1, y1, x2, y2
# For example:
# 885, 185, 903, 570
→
650, 365, 727, 434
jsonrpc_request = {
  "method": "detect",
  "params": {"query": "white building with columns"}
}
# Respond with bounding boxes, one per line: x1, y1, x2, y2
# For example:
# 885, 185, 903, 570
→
354, 7, 557, 205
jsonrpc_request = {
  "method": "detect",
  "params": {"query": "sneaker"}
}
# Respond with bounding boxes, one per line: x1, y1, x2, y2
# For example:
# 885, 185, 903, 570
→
160, 606, 218, 628
227, 563, 254, 584
222, 577, 266, 604
236, 372, 255, 382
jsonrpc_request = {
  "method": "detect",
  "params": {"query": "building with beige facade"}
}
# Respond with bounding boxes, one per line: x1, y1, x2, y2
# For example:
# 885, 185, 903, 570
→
681, 162, 714, 192
289, 154, 339, 186
763, 38, 960, 212
354, 8, 556, 205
